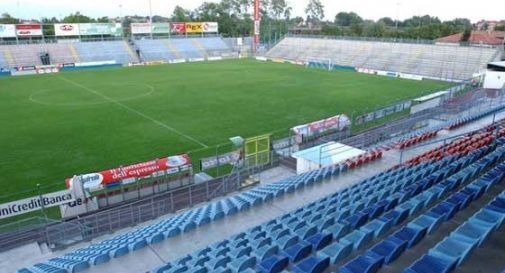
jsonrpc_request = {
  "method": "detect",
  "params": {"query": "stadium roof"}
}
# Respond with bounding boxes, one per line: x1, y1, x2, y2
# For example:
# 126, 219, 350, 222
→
436, 31, 505, 45
488, 61, 505, 71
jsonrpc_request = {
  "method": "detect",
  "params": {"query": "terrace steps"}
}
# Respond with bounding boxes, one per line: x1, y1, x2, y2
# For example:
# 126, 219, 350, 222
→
163, 40, 183, 59
191, 39, 207, 57
3, 47, 15, 66
68, 44, 81, 63
122, 41, 138, 63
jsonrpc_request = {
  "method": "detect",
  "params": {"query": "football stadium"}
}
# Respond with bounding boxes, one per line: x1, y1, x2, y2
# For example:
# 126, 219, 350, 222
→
0, 0, 505, 273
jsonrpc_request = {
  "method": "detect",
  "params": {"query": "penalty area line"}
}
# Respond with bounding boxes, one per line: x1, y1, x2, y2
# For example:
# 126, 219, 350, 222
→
56, 75, 209, 148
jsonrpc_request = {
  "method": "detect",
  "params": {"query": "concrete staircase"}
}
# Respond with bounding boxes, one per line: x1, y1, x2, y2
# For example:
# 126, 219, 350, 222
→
163, 40, 183, 59
191, 39, 207, 58
3, 47, 15, 67
68, 44, 81, 63
123, 41, 139, 63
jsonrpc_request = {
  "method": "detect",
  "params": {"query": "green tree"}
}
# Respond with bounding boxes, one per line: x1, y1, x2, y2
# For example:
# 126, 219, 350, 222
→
377, 17, 395, 27
335, 12, 362, 26
461, 27, 472, 42
171, 5, 192, 22
305, 0, 324, 23
270, 0, 288, 19
0, 13, 18, 24
62, 12, 95, 23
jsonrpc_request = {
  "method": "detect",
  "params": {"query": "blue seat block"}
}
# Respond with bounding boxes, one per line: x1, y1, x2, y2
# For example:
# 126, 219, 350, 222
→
147, 232, 165, 244
392, 226, 427, 248
361, 219, 392, 238
186, 256, 209, 268
256, 255, 289, 273
207, 256, 231, 270
164, 265, 188, 273
229, 256, 256, 272
282, 241, 313, 263
341, 230, 374, 250
429, 202, 458, 221
382, 208, 409, 226
367, 237, 407, 264
150, 263, 171, 273
276, 234, 300, 250
295, 225, 319, 240
339, 254, 383, 273
318, 241, 353, 264
164, 227, 182, 238
305, 232, 333, 250
292, 256, 330, 273
187, 266, 207, 273
183, 221, 197, 232
472, 209, 505, 229
403, 254, 456, 273
250, 237, 271, 249
344, 212, 369, 229
408, 214, 443, 235
129, 238, 147, 251
254, 245, 279, 262
451, 222, 493, 247
325, 223, 350, 240
429, 237, 477, 266
230, 246, 252, 259
362, 204, 385, 219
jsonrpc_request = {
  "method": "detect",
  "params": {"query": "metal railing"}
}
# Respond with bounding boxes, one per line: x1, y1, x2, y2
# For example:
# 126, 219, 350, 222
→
0, 156, 279, 251
285, 33, 501, 48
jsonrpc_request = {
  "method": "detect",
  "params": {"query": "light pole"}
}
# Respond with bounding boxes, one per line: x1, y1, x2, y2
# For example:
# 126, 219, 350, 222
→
148, 0, 153, 39
119, 4, 123, 38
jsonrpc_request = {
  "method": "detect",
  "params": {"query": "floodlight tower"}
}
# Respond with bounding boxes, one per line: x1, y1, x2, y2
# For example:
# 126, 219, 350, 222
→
253, 0, 260, 54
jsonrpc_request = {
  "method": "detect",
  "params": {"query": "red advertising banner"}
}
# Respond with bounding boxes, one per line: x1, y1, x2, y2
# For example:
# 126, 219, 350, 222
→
292, 114, 351, 141
171, 23, 186, 34
66, 154, 192, 191
16, 24, 43, 36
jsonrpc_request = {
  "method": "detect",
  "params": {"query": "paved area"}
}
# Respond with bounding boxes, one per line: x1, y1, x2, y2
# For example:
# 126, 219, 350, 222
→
3, 108, 505, 273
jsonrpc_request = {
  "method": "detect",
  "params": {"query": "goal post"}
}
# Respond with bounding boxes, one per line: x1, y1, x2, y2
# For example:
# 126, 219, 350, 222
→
306, 57, 332, 71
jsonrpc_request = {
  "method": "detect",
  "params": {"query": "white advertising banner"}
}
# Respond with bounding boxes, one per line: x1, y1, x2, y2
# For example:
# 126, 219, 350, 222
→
202, 22, 218, 33
0, 190, 74, 219
0, 24, 16, 38
131, 23, 152, 34
16, 24, 43, 36
54, 23, 80, 36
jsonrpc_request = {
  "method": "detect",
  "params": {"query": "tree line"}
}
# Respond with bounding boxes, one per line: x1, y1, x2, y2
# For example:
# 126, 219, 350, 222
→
1, 0, 503, 42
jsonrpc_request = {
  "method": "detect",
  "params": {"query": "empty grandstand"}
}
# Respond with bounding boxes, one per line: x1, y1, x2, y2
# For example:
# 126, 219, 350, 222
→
267, 36, 502, 81
134, 37, 232, 62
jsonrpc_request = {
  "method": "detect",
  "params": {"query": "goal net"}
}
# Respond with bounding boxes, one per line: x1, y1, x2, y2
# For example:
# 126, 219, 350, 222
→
306, 57, 332, 71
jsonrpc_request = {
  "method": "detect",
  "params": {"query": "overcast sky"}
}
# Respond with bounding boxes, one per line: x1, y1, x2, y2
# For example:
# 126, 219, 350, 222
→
2, 0, 503, 22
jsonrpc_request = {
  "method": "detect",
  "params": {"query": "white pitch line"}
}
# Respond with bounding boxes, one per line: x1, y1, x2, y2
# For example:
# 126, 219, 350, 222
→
57, 75, 209, 148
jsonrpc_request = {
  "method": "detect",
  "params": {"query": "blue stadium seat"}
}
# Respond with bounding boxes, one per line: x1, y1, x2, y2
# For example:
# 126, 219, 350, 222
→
256, 255, 289, 273
451, 221, 493, 247
282, 241, 313, 263
340, 254, 383, 273
392, 226, 428, 248
367, 237, 407, 264
317, 241, 353, 264
228, 256, 256, 272
341, 229, 374, 250
404, 254, 456, 273
429, 237, 477, 266
292, 256, 330, 273
305, 232, 333, 250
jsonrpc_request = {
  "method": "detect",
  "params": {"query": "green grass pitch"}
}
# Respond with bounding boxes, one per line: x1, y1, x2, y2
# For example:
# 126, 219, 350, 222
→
0, 59, 449, 198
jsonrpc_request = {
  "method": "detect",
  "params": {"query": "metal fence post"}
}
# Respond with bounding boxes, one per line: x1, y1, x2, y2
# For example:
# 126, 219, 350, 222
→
170, 192, 174, 212
37, 184, 48, 220
206, 181, 209, 201
189, 186, 193, 207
